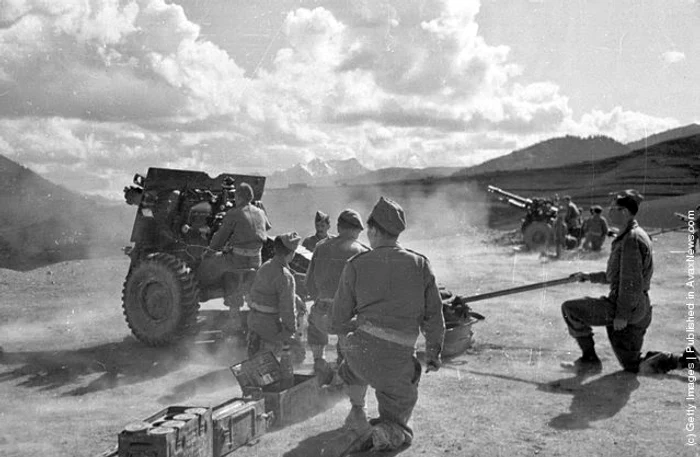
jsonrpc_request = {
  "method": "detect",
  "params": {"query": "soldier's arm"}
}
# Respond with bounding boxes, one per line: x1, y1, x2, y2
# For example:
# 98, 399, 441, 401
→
209, 212, 234, 251
420, 260, 446, 361
277, 272, 297, 340
330, 262, 357, 335
305, 252, 318, 300
615, 234, 644, 321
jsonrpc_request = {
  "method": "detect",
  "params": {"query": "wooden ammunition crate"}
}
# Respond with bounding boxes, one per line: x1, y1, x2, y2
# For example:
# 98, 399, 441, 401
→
118, 406, 213, 457
212, 397, 269, 457
230, 351, 328, 427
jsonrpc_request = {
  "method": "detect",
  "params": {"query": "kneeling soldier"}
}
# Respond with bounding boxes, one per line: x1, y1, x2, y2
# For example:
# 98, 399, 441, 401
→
561, 190, 652, 374
247, 232, 301, 358
330, 197, 445, 452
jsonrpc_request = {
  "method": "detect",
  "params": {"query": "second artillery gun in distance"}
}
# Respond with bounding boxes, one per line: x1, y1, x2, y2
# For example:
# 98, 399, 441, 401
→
487, 185, 560, 251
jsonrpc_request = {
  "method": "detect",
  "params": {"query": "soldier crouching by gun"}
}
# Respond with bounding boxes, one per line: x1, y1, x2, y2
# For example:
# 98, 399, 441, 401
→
246, 233, 302, 359
329, 197, 445, 453
560, 190, 654, 375
561, 190, 699, 375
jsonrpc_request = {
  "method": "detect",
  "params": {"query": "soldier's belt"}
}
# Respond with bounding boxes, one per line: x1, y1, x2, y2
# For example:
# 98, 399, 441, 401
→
228, 246, 261, 257
314, 298, 334, 307
356, 322, 416, 348
249, 302, 278, 315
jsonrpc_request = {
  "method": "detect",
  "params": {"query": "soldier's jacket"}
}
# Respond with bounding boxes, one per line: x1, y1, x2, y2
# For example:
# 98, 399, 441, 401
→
302, 233, 334, 252
584, 215, 609, 237
248, 257, 296, 341
565, 202, 581, 228
305, 235, 369, 300
330, 241, 445, 359
209, 203, 271, 252
604, 220, 653, 323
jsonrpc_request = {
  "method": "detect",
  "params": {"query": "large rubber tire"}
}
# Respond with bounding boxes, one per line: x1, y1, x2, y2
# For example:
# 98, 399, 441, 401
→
122, 253, 200, 346
522, 222, 553, 252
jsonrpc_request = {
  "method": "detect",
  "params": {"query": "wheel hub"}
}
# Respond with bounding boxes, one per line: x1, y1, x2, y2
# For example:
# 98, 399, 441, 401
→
141, 282, 173, 321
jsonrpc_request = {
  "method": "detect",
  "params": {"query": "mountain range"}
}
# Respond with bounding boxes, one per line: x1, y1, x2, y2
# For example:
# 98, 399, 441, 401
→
271, 123, 700, 187
1, 123, 698, 270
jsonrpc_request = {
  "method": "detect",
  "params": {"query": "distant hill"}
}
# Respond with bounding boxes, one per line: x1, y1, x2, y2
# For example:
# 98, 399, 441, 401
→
626, 123, 700, 151
0, 155, 131, 270
445, 134, 700, 228
455, 135, 630, 177
337, 166, 462, 186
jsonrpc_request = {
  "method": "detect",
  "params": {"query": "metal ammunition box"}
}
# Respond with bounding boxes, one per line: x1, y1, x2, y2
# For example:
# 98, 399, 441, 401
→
117, 406, 213, 457
212, 397, 269, 457
230, 351, 329, 427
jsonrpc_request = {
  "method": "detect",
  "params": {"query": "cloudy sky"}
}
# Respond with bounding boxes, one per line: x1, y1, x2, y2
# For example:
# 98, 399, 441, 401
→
0, 0, 697, 198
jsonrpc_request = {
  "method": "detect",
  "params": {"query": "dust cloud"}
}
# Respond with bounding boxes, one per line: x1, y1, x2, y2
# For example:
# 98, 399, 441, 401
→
262, 180, 491, 244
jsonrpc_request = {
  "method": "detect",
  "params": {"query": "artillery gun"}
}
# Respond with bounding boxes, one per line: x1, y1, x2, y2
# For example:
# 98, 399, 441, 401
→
487, 185, 559, 251
121, 168, 309, 347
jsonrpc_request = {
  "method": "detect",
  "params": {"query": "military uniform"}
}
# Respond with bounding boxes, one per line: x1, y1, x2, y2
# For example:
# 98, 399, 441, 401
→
582, 210, 609, 252
302, 233, 333, 252
306, 210, 368, 361
331, 197, 445, 449
562, 216, 653, 371
208, 201, 271, 317
553, 214, 567, 257
246, 234, 300, 358
302, 210, 333, 252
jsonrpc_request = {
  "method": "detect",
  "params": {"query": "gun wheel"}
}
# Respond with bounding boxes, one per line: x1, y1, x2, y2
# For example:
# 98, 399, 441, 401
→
522, 221, 553, 252
122, 253, 200, 346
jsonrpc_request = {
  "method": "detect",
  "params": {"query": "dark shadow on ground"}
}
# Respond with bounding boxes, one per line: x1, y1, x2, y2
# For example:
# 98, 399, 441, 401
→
469, 370, 640, 430
0, 335, 248, 396
283, 427, 410, 457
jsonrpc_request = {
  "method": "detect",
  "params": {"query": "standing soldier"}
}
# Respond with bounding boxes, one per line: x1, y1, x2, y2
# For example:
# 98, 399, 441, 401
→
246, 232, 301, 358
208, 183, 271, 334
330, 197, 445, 453
305, 209, 369, 383
563, 195, 582, 239
553, 206, 568, 258
581, 205, 609, 252
302, 211, 333, 252
561, 189, 653, 374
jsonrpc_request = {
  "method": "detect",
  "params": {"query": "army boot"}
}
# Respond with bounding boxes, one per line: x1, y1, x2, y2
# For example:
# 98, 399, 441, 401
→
343, 385, 370, 432
639, 351, 679, 374
370, 422, 412, 452
560, 336, 602, 376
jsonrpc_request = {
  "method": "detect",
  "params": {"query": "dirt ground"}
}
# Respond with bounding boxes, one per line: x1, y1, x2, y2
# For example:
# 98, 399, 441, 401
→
0, 227, 697, 457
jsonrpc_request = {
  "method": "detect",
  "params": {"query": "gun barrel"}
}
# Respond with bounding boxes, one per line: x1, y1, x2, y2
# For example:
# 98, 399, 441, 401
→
648, 225, 688, 238
487, 185, 533, 206
460, 276, 578, 303
674, 212, 691, 222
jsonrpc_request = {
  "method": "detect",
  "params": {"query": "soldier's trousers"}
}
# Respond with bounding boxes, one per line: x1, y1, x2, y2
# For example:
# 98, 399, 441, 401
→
562, 296, 652, 372
338, 330, 422, 438
583, 234, 605, 252
307, 299, 332, 346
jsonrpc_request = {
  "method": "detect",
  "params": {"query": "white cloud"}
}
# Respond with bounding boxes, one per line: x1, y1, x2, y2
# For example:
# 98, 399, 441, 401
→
0, 0, 684, 197
662, 50, 686, 64
566, 107, 679, 143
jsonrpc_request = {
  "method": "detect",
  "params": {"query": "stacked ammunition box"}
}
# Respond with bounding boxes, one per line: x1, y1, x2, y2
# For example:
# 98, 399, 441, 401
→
212, 397, 269, 457
230, 351, 330, 427
118, 406, 212, 457
110, 351, 334, 457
